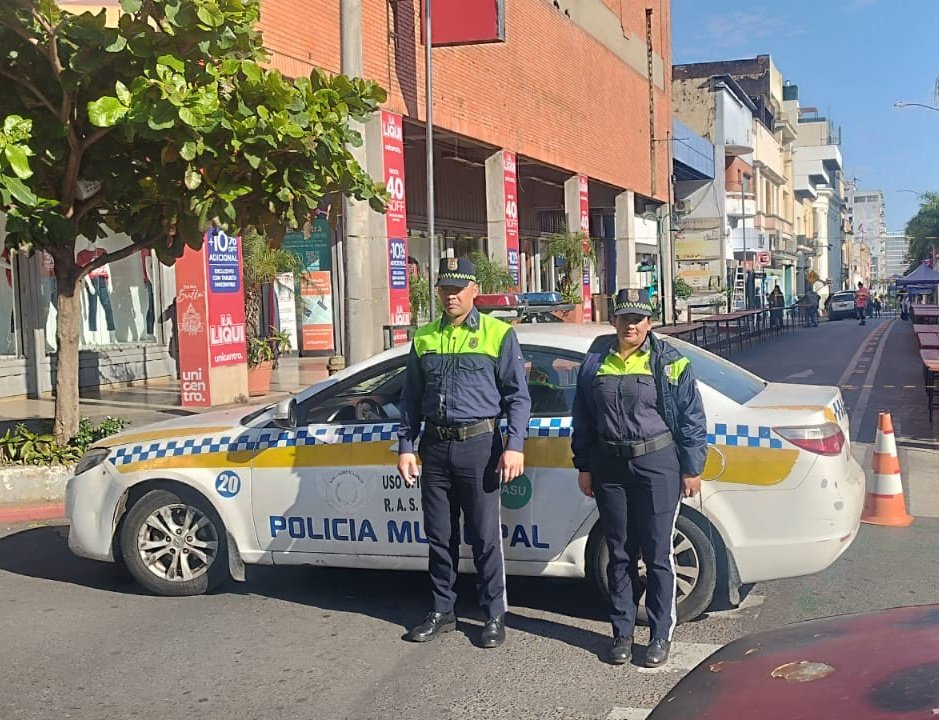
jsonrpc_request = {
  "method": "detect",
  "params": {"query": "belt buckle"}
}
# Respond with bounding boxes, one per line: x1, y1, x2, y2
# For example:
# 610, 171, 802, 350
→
436, 425, 449, 440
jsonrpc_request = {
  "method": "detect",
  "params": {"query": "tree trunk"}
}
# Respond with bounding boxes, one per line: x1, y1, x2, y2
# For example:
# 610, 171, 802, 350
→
53, 257, 81, 446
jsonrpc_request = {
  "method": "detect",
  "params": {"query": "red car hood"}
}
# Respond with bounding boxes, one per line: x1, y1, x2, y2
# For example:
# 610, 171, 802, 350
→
649, 605, 939, 720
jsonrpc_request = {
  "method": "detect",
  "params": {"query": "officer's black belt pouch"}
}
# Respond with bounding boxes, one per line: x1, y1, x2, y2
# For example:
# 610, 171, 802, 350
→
599, 432, 673, 459
425, 418, 496, 441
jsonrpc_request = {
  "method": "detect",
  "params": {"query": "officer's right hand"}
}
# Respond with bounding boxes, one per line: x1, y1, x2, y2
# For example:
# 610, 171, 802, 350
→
398, 452, 420, 487
577, 471, 593, 498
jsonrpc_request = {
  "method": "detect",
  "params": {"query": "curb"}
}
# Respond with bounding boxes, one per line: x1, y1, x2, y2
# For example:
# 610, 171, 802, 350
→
0, 501, 66, 525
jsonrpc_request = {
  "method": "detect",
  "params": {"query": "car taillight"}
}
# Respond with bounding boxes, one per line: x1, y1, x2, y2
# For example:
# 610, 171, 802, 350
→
773, 423, 845, 456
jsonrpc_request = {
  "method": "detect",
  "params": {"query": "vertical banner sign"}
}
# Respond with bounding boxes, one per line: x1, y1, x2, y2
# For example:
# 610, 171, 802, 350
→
274, 272, 298, 350
300, 271, 335, 351
204, 229, 247, 367
578, 175, 592, 320
503, 150, 520, 287
175, 246, 212, 407
381, 110, 411, 343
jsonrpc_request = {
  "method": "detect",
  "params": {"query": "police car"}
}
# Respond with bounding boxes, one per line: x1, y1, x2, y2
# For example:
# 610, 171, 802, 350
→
66, 324, 864, 621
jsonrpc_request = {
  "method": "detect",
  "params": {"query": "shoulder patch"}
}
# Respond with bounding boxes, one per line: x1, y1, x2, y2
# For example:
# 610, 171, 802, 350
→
664, 356, 690, 383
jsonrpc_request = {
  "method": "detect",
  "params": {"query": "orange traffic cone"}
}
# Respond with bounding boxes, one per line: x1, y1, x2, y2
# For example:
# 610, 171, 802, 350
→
861, 412, 913, 527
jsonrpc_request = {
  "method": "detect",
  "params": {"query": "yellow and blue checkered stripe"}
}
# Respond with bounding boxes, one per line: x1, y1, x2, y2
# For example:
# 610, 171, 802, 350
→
708, 423, 782, 449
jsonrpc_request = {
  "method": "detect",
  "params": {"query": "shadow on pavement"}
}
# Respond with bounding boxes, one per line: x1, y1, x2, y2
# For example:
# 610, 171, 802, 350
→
0, 524, 611, 653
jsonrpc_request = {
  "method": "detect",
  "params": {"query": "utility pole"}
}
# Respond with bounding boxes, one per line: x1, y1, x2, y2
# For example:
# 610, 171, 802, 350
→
340, 0, 373, 364
740, 170, 751, 309
425, 0, 437, 318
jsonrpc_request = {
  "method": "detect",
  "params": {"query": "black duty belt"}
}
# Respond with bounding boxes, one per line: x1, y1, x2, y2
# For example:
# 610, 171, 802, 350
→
425, 418, 496, 441
599, 432, 673, 459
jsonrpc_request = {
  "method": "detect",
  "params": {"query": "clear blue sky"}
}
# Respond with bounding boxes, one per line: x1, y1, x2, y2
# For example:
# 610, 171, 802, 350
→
672, 0, 939, 231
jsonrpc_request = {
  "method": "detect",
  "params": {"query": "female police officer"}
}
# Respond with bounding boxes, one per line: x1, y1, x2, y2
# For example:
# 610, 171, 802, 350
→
571, 288, 707, 667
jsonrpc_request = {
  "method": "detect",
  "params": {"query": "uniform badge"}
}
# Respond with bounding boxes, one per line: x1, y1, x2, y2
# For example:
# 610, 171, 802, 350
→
447, 258, 458, 271
627, 289, 639, 302
469, 337, 479, 349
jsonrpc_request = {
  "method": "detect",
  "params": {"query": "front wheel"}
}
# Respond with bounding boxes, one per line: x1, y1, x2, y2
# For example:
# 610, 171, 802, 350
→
119, 488, 229, 596
587, 512, 718, 624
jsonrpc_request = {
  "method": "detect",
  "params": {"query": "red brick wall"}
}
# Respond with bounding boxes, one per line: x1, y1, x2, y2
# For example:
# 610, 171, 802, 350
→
261, 0, 670, 201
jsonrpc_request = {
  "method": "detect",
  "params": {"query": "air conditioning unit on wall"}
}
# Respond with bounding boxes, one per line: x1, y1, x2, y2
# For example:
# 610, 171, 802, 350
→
674, 199, 692, 214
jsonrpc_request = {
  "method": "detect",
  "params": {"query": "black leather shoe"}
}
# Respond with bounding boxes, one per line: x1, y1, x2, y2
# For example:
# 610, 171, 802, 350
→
404, 611, 456, 642
645, 638, 671, 668
480, 615, 506, 648
609, 636, 633, 665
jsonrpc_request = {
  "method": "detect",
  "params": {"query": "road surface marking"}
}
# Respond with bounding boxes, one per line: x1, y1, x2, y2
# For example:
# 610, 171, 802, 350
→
706, 593, 766, 617
851, 320, 897, 441
635, 642, 723, 675
607, 708, 651, 720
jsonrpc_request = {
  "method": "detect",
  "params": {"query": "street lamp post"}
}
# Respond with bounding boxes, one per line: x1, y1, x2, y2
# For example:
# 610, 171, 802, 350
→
894, 101, 939, 113
739, 169, 752, 309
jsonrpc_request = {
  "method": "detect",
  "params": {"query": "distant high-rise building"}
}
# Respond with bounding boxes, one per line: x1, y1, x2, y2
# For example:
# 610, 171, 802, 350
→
848, 189, 886, 285
884, 231, 909, 279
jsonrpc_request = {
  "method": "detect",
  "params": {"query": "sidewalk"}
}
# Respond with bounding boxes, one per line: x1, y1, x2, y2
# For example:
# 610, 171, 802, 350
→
0, 356, 330, 523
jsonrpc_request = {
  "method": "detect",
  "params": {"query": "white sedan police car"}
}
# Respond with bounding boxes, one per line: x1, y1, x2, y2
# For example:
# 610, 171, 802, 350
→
66, 325, 864, 621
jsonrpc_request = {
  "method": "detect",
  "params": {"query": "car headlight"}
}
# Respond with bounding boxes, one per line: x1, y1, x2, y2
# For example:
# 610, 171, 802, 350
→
74, 448, 111, 476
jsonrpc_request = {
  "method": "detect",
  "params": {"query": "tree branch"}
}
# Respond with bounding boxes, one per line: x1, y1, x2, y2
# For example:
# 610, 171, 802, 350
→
82, 126, 112, 152
74, 192, 106, 223
0, 68, 59, 117
78, 238, 159, 280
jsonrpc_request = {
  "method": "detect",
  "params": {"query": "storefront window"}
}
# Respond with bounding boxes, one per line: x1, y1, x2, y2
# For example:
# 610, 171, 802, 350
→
0, 246, 18, 356
43, 233, 160, 352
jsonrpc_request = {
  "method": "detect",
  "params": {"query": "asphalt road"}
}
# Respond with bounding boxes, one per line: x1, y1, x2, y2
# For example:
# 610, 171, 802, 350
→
1, 316, 937, 720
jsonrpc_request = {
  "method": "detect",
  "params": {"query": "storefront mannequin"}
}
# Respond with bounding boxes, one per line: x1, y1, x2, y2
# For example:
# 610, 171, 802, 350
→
77, 240, 117, 344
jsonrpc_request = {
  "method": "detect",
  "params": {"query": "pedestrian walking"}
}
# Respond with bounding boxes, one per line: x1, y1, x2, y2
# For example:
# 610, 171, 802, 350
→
805, 287, 820, 327
571, 288, 707, 668
873, 296, 882, 318
768, 285, 784, 330
855, 282, 870, 326
397, 256, 531, 649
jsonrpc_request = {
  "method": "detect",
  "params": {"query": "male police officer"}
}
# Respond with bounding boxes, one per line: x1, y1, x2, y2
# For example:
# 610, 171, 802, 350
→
572, 288, 707, 667
397, 257, 531, 648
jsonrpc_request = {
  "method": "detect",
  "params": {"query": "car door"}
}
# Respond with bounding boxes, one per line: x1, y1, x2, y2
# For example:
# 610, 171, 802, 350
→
251, 357, 422, 559
510, 345, 596, 563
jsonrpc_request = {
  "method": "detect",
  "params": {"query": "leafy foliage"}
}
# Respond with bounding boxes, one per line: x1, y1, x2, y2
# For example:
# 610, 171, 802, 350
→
904, 192, 939, 272
469, 251, 515, 294
241, 226, 302, 339
0, 416, 128, 465
409, 274, 430, 323
542, 230, 596, 305
673, 278, 694, 300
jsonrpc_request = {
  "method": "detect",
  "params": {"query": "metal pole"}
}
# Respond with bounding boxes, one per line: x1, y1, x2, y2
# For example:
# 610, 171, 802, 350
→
741, 171, 749, 310
425, 0, 437, 319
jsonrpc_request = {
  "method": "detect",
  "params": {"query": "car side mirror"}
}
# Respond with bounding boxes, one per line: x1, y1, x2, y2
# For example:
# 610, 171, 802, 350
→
272, 397, 298, 430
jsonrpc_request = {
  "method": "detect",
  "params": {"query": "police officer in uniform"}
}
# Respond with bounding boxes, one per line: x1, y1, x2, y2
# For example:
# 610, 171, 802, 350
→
572, 288, 707, 667
398, 257, 531, 648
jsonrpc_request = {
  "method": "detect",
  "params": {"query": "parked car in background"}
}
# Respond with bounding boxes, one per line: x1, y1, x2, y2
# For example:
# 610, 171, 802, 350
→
828, 290, 857, 321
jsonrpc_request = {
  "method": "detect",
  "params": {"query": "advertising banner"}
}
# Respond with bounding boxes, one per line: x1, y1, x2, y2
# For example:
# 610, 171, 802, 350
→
503, 150, 520, 287
274, 272, 298, 350
283, 211, 332, 272
421, 0, 506, 46
381, 110, 411, 337
578, 175, 592, 320
204, 228, 246, 367
175, 247, 212, 407
300, 271, 334, 352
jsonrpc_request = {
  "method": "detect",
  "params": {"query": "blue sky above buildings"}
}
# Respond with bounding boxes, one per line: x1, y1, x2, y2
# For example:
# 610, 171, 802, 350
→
672, 0, 939, 231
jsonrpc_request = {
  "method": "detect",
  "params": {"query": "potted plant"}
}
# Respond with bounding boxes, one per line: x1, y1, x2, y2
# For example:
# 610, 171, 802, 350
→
247, 336, 275, 396
542, 229, 596, 323
469, 251, 515, 293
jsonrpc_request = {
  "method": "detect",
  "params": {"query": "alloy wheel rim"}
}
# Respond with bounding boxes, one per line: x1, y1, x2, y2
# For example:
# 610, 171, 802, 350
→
136, 503, 219, 582
636, 527, 701, 603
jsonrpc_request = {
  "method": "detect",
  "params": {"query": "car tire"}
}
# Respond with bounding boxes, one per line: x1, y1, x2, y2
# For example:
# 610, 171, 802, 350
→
587, 512, 718, 624
119, 487, 229, 596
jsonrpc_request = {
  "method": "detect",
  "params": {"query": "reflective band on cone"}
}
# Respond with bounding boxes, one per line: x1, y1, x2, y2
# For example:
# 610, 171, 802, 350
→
861, 411, 913, 527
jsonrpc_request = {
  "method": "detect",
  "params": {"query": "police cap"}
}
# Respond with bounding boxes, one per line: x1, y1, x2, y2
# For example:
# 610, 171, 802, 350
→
436, 256, 476, 288
612, 287, 653, 317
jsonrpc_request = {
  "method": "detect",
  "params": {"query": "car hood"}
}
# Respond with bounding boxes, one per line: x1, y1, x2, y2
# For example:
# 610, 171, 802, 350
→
746, 382, 848, 435
92, 405, 265, 450
648, 604, 939, 720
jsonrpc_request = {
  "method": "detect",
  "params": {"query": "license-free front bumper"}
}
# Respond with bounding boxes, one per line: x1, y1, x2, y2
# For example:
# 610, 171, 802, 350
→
65, 461, 126, 562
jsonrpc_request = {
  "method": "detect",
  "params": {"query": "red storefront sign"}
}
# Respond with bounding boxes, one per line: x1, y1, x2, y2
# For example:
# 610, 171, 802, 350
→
578, 175, 592, 320
382, 110, 411, 339
175, 230, 248, 407
421, 0, 506, 47
503, 150, 520, 288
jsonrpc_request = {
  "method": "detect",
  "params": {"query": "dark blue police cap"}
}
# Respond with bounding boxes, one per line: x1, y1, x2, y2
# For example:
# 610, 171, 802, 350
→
612, 287, 653, 317
436, 256, 476, 287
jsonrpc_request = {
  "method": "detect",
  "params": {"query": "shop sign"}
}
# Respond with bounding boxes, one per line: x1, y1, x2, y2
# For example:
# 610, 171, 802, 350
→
381, 110, 410, 337
300, 271, 335, 352
503, 150, 520, 287
421, 0, 506, 47
578, 175, 592, 320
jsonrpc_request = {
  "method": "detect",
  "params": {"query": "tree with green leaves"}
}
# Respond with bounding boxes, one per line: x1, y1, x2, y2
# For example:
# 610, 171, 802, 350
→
904, 192, 939, 272
0, 0, 387, 444
469, 251, 515, 294
542, 229, 596, 305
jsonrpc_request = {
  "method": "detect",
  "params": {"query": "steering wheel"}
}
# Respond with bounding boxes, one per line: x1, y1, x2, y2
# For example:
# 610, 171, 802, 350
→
354, 398, 387, 421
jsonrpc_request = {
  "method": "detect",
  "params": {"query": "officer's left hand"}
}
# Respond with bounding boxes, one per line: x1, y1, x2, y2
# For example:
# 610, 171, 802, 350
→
497, 450, 525, 484
682, 474, 702, 497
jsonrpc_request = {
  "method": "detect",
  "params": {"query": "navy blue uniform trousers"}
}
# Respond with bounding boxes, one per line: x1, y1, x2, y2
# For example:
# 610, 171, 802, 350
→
418, 430, 506, 618
592, 444, 683, 641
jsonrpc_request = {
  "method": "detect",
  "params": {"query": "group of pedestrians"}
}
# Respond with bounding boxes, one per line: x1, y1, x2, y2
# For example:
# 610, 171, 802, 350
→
397, 256, 707, 669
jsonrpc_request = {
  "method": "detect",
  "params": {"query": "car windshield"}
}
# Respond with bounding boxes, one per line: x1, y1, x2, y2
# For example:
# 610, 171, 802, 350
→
663, 336, 767, 405
833, 293, 855, 302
